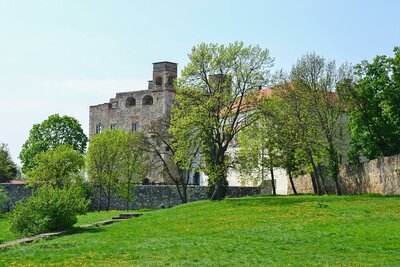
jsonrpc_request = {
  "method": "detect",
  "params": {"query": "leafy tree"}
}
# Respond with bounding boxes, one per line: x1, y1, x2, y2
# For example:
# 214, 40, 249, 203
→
117, 131, 149, 211
145, 115, 199, 204
0, 143, 18, 183
9, 185, 89, 237
273, 79, 326, 195
20, 114, 87, 173
171, 42, 273, 200
86, 129, 125, 211
288, 53, 352, 194
339, 47, 400, 160
26, 144, 85, 189
237, 94, 308, 195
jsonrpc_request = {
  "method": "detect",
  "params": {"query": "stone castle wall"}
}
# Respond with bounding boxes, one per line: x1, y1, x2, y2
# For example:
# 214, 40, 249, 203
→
0, 184, 33, 212
1, 184, 260, 212
289, 154, 400, 195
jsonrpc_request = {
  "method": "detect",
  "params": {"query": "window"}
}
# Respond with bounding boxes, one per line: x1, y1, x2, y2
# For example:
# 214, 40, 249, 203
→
95, 123, 102, 134
193, 171, 200, 185
125, 97, 136, 107
167, 76, 175, 85
132, 122, 139, 132
110, 123, 117, 130
142, 95, 153, 105
110, 101, 118, 109
155, 76, 162, 85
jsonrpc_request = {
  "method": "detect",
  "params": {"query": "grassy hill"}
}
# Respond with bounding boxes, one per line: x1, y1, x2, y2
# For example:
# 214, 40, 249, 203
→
1, 195, 400, 266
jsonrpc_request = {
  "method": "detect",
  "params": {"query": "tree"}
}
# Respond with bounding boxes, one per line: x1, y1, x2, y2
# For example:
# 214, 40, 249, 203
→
289, 53, 352, 194
0, 143, 18, 183
236, 97, 282, 195
20, 114, 87, 173
26, 145, 85, 189
145, 115, 199, 204
236, 94, 308, 195
171, 42, 273, 200
117, 131, 149, 211
339, 47, 400, 160
86, 129, 124, 211
273, 79, 326, 195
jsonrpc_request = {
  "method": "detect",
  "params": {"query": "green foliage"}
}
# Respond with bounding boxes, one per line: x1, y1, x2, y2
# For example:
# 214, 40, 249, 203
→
26, 144, 85, 189
19, 114, 87, 173
117, 131, 149, 210
340, 47, 400, 160
171, 41, 273, 200
0, 143, 18, 183
9, 185, 89, 237
86, 129, 149, 211
86, 129, 125, 211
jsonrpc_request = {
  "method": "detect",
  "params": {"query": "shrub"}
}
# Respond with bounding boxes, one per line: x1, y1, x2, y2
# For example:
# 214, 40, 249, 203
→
9, 185, 90, 237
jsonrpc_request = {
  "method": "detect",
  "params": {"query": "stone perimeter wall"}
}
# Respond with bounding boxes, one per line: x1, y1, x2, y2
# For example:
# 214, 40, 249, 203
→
289, 154, 400, 195
0, 184, 260, 212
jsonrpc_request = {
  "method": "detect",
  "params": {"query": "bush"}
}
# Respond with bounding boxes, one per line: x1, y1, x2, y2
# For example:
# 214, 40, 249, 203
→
9, 186, 90, 237
0, 186, 9, 212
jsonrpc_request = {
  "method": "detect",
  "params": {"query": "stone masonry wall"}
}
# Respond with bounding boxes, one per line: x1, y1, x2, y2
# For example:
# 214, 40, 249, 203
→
1, 184, 260, 211
90, 185, 261, 210
289, 154, 400, 195
0, 184, 33, 212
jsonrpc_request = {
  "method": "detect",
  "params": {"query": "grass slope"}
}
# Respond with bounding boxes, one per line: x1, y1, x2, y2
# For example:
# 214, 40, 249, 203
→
1, 195, 400, 266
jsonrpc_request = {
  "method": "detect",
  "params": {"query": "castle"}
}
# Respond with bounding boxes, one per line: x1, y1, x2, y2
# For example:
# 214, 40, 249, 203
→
89, 61, 286, 191
89, 61, 177, 138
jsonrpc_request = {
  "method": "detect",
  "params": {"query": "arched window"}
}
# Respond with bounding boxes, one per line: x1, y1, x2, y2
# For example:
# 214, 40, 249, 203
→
142, 95, 153, 105
155, 76, 162, 85
125, 97, 136, 107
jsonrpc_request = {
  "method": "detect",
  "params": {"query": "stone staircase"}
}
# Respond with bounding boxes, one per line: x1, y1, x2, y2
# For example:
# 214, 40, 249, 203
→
112, 212, 142, 220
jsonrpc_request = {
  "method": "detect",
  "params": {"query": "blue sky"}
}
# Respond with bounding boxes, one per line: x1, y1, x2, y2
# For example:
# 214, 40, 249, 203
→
1, 0, 399, 165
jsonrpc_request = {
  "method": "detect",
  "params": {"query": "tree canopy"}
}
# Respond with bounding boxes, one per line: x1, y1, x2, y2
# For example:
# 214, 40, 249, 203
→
0, 143, 18, 183
340, 47, 400, 161
19, 114, 87, 173
170, 41, 273, 200
26, 144, 85, 189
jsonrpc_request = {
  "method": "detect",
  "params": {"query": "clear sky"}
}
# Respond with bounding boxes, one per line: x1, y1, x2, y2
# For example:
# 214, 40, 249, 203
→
1, 0, 399, 165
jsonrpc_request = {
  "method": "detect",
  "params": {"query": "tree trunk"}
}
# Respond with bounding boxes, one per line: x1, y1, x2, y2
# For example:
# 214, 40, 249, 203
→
97, 185, 102, 212
307, 150, 322, 195
107, 177, 111, 211
318, 164, 329, 195
328, 144, 342, 195
126, 179, 131, 211
310, 172, 317, 194
288, 170, 297, 195
270, 165, 276, 195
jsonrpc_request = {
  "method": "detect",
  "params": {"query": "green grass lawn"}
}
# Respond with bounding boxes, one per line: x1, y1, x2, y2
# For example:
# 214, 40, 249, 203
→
0, 209, 150, 244
1, 195, 400, 266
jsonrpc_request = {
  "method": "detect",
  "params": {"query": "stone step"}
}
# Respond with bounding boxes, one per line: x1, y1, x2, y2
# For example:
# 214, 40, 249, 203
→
112, 213, 142, 220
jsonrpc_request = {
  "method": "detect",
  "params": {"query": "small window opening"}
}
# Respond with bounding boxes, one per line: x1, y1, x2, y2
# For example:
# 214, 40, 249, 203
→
96, 123, 103, 134
142, 95, 153, 105
155, 76, 162, 85
126, 97, 136, 107
132, 122, 139, 132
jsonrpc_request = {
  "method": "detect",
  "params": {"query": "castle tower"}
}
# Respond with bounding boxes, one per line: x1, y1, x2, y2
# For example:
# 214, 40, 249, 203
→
148, 61, 177, 91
